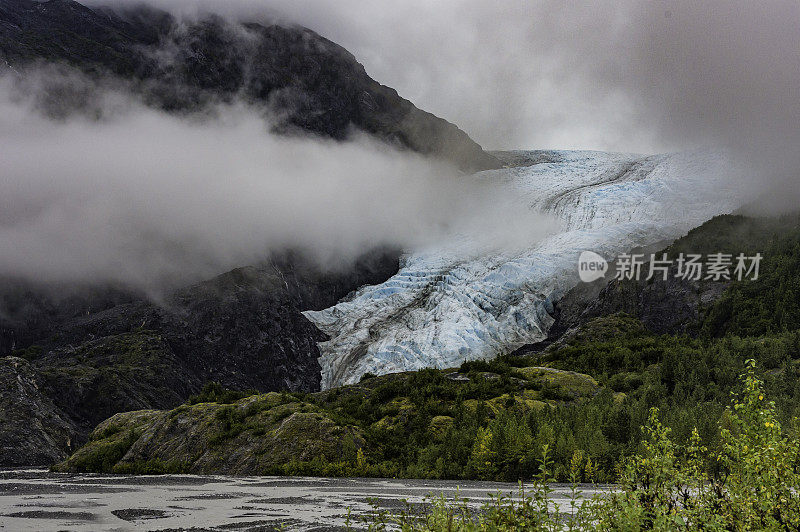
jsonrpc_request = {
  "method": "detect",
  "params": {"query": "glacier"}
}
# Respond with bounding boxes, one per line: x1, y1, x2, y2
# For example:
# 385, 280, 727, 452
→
304, 150, 743, 389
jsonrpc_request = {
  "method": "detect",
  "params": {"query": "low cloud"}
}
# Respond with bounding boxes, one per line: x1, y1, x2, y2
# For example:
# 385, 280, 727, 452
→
86, 1, 800, 210
5, 0, 797, 292
268, 0, 800, 212
0, 68, 555, 292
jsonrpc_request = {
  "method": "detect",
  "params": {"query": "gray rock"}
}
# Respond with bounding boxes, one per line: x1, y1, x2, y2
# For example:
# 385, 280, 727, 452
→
0, 357, 78, 465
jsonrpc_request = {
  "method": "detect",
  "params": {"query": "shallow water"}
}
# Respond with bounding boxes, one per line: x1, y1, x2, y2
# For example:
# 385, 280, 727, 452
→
0, 469, 610, 531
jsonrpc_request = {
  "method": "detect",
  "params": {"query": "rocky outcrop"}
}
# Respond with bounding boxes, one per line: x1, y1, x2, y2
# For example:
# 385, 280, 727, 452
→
0, 0, 500, 172
53, 359, 601, 475
514, 213, 786, 355
33, 331, 194, 435
550, 265, 729, 340
512, 366, 600, 399
0, 357, 78, 465
53, 392, 367, 475
510, 263, 727, 358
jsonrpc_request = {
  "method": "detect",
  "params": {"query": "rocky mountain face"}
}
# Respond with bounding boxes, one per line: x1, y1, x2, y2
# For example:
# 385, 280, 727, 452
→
0, 251, 399, 465
514, 214, 784, 355
0, 357, 79, 465
0, 0, 500, 172
512, 267, 729, 357
551, 267, 729, 339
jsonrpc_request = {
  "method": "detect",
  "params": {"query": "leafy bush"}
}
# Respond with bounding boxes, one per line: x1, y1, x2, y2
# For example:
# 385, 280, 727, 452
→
588, 359, 800, 530
66, 430, 139, 473
359, 360, 800, 531
186, 382, 258, 404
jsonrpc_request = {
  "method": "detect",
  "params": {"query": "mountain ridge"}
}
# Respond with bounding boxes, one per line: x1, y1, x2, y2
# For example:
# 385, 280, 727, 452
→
0, 0, 501, 171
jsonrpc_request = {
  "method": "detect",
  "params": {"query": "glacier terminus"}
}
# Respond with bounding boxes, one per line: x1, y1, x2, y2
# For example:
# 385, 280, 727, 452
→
304, 150, 743, 389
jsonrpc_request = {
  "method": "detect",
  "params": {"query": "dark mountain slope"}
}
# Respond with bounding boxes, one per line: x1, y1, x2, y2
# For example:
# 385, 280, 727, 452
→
4, 252, 400, 395
515, 214, 800, 355
53, 216, 800, 481
0, 0, 501, 171
0, 357, 79, 466
0, 0, 500, 465
0, 250, 400, 464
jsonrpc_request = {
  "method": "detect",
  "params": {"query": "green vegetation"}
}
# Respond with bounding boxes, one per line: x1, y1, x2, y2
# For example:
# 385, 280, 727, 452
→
60, 427, 140, 473
11, 344, 43, 361
306, 361, 602, 480
702, 220, 800, 337
187, 382, 259, 405
316, 312, 800, 483
359, 361, 800, 531
55, 213, 800, 497
662, 213, 794, 259
56, 313, 800, 483
53, 317, 800, 482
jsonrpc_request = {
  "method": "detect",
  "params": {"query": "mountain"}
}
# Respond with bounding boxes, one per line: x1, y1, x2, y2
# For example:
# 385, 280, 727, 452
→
0, 251, 398, 465
51, 214, 800, 481
545, 213, 800, 343
520, 214, 779, 348
0, 0, 500, 172
0, 357, 78, 466
0, 0, 503, 465
0, 1, 762, 472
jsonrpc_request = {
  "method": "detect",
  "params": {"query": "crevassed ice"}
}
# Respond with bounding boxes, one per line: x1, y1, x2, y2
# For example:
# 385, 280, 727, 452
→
304, 150, 742, 389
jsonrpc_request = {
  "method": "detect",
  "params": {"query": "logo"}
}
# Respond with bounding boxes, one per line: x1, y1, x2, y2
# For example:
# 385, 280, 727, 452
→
578, 250, 608, 282
577, 250, 762, 283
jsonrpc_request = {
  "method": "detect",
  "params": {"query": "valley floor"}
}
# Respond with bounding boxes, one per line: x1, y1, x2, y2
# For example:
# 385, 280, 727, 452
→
0, 469, 608, 531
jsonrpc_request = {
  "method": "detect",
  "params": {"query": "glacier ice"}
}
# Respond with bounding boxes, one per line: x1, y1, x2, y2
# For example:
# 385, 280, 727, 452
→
304, 150, 743, 389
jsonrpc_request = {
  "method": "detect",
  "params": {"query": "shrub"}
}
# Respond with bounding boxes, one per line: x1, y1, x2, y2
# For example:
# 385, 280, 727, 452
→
360, 360, 800, 531
187, 382, 258, 404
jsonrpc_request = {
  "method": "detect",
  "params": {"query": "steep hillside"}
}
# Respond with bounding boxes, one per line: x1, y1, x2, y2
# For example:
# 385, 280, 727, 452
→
1, 250, 399, 465
0, 357, 78, 466
56, 214, 800, 480
528, 213, 800, 349
0, 0, 500, 171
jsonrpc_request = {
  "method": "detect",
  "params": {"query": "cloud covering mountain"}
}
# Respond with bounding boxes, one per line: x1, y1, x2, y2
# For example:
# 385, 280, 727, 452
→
0, 69, 552, 290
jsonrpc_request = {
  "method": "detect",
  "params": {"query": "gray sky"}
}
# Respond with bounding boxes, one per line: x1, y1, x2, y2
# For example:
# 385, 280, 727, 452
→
268, 0, 800, 212
3, 0, 799, 290
91, 0, 800, 160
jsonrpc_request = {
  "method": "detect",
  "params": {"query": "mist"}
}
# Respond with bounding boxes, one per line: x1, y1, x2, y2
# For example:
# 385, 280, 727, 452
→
283, 0, 800, 212
0, 69, 555, 291
5, 0, 799, 290
81, 0, 800, 209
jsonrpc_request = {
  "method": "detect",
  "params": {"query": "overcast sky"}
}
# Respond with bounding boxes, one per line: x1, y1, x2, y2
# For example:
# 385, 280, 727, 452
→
92, 0, 800, 160
3, 0, 798, 290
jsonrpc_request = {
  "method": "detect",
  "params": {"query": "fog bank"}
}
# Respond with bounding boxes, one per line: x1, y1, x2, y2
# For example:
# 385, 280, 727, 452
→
0, 70, 555, 290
